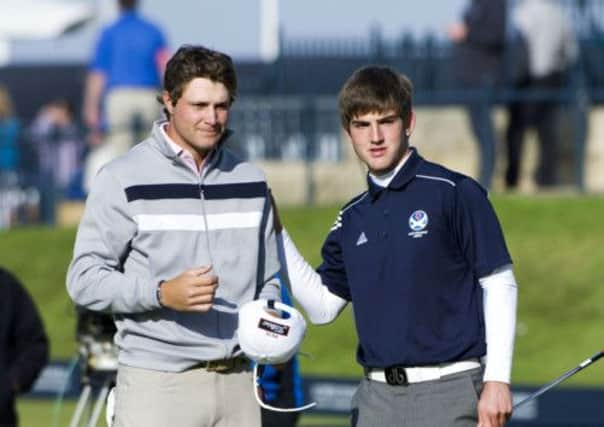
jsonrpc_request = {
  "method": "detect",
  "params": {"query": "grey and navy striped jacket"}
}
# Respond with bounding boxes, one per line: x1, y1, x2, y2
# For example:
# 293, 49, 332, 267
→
67, 121, 281, 372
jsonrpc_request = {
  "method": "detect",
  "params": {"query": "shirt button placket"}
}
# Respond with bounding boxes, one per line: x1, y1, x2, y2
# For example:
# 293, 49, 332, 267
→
381, 203, 389, 239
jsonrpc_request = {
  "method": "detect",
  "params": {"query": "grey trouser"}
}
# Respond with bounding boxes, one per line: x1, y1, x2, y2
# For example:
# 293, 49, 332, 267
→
113, 364, 261, 427
351, 367, 483, 427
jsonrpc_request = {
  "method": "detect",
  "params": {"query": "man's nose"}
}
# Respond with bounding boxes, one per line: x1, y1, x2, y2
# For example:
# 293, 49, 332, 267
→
203, 107, 218, 125
370, 124, 383, 142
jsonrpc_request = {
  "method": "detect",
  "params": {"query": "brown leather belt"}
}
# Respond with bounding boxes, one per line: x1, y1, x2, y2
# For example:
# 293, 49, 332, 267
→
190, 356, 250, 373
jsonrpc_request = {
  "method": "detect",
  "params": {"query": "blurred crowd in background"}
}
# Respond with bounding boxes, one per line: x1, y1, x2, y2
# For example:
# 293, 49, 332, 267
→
0, 0, 599, 230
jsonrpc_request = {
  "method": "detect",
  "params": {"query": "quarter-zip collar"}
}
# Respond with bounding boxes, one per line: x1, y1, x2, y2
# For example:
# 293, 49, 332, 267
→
151, 119, 233, 177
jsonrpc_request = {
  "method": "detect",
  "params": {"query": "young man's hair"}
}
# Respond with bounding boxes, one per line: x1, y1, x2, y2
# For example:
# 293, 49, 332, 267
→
118, 0, 138, 10
49, 97, 74, 117
160, 45, 238, 118
338, 66, 413, 130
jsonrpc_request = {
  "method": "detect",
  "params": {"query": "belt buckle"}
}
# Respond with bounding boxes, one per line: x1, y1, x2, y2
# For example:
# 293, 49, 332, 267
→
384, 366, 408, 386
205, 357, 248, 373
206, 359, 231, 373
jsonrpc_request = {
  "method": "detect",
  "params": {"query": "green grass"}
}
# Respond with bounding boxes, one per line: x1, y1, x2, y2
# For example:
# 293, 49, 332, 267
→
1, 226, 81, 359
4, 195, 604, 426
492, 195, 604, 385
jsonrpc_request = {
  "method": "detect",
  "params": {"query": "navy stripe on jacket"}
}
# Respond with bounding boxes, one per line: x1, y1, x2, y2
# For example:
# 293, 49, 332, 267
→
125, 182, 267, 202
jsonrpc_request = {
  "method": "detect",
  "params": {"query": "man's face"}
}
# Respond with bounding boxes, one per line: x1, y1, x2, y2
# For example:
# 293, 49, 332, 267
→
347, 109, 412, 175
163, 77, 230, 161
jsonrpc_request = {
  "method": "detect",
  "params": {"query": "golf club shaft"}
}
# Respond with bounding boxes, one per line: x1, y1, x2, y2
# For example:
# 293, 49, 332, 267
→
513, 350, 604, 409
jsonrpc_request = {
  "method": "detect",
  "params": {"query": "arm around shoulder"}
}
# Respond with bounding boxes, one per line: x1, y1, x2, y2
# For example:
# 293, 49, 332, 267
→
278, 229, 347, 324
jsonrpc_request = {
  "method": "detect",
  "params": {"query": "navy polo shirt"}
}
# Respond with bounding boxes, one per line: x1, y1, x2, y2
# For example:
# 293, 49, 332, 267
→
317, 148, 512, 369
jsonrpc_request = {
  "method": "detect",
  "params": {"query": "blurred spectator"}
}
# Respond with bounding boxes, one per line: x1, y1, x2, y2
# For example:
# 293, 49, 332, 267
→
447, 0, 506, 189
0, 267, 49, 427
29, 98, 85, 223
505, 0, 578, 189
0, 86, 24, 228
0, 85, 20, 183
0, 182, 40, 229
82, 0, 169, 193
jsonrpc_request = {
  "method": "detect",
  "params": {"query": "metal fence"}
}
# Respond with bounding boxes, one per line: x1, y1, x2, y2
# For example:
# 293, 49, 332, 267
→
228, 96, 342, 162
276, 0, 604, 101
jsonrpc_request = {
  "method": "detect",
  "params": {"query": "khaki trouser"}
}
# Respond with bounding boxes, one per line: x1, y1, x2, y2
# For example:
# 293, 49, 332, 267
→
113, 364, 261, 427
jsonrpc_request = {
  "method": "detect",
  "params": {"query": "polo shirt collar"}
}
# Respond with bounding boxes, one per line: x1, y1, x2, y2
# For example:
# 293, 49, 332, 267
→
367, 147, 423, 198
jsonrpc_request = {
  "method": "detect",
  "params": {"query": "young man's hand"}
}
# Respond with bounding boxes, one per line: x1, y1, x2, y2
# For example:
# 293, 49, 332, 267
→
159, 266, 218, 312
477, 381, 512, 427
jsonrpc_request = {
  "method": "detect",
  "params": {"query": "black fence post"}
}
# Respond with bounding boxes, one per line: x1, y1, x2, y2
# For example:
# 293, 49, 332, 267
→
571, 67, 589, 191
301, 97, 316, 205
369, 25, 384, 63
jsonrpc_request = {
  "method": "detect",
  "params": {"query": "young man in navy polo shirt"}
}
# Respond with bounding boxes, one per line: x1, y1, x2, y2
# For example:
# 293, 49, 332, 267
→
276, 66, 517, 427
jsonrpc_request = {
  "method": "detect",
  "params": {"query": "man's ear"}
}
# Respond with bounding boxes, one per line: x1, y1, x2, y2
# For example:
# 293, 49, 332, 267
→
162, 91, 174, 116
405, 111, 416, 137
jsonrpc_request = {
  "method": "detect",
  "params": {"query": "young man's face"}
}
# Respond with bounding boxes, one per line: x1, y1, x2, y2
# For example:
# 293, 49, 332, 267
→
163, 77, 230, 163
347, 109, 413, 175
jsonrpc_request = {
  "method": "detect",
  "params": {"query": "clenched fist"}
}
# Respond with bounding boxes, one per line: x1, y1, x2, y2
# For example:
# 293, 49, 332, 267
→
159, 266, 218, 312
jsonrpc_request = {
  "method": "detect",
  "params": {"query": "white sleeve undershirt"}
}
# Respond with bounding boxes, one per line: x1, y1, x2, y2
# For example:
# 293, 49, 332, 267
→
479, 265, 518, 384
278, 228, 517, 384
278, 229, 347, 324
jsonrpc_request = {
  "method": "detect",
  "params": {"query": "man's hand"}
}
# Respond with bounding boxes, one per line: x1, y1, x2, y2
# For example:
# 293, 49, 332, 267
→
477, 381, 513, 427
447, 22, 468, 42
159, 266, 218, 312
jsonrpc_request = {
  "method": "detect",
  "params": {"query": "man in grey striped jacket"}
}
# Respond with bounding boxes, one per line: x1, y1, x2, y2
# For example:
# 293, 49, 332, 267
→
67, 45, 281, 427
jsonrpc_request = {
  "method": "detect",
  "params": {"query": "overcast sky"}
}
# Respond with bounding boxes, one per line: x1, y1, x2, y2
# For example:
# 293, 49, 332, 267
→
8, 0, 467, 64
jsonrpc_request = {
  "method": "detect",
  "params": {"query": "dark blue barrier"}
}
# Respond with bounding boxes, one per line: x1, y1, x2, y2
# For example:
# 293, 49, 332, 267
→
26, 359, 81, 399
301, 377, 604, 426
27, 361, 604, 425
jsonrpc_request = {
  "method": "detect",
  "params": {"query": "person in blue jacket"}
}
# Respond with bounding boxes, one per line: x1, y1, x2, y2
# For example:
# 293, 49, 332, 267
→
0, 85, 20, 182
82, 0, 169, 193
